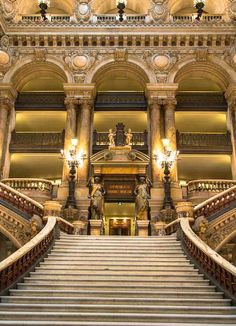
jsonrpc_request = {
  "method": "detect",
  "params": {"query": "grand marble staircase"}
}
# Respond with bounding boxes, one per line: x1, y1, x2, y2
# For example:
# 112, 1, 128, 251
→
0, 234, 236, 325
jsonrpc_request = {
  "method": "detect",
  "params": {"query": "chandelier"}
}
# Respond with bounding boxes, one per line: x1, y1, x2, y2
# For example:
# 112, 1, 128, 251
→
194, 0, 206, 20
38, 0, 50, 21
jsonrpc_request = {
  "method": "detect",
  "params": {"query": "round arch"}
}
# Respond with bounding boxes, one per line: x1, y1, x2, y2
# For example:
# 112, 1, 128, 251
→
215, 228, 236, 253
17, 0, 74, 15
168, 0, 226, 15
3, 56, 73, 91
0, 226, 21, 249
86, 58, 155, 90
168, 56, 235, 92
91, 0, 150, 15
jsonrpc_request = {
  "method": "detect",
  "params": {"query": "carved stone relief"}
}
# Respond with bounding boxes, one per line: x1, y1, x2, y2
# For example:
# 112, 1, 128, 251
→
149, 0, 168, 22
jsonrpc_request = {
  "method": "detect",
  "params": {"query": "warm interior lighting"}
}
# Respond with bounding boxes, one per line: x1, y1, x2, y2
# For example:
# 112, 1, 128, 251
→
71, 139, 78, 147
162, 138, 170, 147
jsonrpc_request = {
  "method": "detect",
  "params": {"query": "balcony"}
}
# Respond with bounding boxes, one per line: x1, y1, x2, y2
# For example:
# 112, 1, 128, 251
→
177, 131, 232, 154
10, 131, 65, 153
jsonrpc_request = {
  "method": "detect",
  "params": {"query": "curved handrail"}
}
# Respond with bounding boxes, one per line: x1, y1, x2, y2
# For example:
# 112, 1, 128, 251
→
0, 216, 57, 294
2, 178, 54, 193
194, 185, 236, 220
180, 217, 236, 300
188, 179, 236, 194
55, 217, 74, 235
0, 182, 43, 218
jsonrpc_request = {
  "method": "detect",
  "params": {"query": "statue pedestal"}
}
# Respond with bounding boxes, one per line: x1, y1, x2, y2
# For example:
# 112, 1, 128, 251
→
154, 221, 166, 236
90, 220, 103, 236
73, 220, 85, 235
137, 220, 149, 237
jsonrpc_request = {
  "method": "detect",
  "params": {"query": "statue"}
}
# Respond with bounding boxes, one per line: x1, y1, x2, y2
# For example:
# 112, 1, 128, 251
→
134, 177, 151, 220
125, 128, 133, 146
88, 176, 105, 220
108, 129, 116, 146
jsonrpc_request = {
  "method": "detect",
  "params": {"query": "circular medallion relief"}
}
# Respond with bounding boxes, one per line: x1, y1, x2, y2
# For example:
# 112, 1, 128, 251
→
73, 55, 88, 68
78, 3, 89, 16
153, 55, 169, 69
0, 51, 10, 65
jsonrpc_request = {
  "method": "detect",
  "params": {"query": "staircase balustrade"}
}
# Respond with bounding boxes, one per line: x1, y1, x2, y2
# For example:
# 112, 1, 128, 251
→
2, 178, 54, 194
194, 185, 236, 220
180, 218, 236, 301
0, 182, 43, 218
0, 216, 57, 295
188, 179, 236, 194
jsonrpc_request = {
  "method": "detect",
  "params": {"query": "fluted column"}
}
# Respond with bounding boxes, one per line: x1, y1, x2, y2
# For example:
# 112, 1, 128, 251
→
0, 84, 17, 179
62, 98, 78, 181
163, 98, 178, 182
77, 98, 93, 186
225, 85, 236, 179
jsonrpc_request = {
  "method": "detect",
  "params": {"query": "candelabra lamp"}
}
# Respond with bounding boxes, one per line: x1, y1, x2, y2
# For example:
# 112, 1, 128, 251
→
194, 0, 205, 20
154, 139, 179, 210
117, 0, 127, 22
61, 139, 86, 209
38, 0, 50, 21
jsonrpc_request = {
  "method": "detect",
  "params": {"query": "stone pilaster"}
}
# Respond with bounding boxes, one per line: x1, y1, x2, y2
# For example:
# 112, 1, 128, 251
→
0, 84, 17, 179
225, 84, 236, 179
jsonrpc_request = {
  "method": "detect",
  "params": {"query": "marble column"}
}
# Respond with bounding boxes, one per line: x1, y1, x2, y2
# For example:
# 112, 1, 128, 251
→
62, 98, 78, 181
77, 99, 93, 187
225, 85, 236, 179
149, 99, 163, 187
163, 98, 178, 182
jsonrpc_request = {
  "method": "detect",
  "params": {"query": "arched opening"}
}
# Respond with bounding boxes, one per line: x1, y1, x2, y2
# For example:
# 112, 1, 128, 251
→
91, 0, 151, 15
174, 63, 232, 184
168, 0, 226, 15
9, 61, 67, 181
17, 0, 74, 16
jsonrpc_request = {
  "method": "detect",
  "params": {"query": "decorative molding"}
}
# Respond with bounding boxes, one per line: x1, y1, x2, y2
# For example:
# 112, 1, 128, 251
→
15, 92, 65, 110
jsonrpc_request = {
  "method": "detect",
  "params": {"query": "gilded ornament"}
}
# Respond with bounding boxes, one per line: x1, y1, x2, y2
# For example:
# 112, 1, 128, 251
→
0, 51, 10, 65
73, 55, 88, 68
153, 55, 170, 69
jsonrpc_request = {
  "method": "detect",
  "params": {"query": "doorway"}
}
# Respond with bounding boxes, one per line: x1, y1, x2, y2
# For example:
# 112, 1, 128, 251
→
104, 202, 136, 236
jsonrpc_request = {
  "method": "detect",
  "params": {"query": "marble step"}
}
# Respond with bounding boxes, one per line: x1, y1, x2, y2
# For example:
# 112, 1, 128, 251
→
36, 265, 196, 271
22, 278, 210, 286
47, 253, 187, 258
0, 312, 236, 323
44, 257, 189, 262
2, 296, 230, 306
14, 285, 219, 294
0, 303, 236, 315
32, 269, 200, 276
0, 322, 233, 326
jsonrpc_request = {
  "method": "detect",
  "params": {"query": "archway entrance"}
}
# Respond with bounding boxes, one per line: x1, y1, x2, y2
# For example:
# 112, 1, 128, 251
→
90, 147, 150, 236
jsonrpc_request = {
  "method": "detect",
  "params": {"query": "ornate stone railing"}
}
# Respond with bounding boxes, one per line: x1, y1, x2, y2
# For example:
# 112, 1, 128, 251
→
194, 186, 236, 220
10, 131, 65, 153
0, 205, 31, 248
0, 182, 43, 219
2, 179, 54, 194
176, 131, 232, 154
21, 14, 71, 23
93, 131, 148, 146
172, 15, 223, 23
96, 14, 147, 24
0, 216, 57, 295
180, 218, 236, 301
188, 180, 236, 194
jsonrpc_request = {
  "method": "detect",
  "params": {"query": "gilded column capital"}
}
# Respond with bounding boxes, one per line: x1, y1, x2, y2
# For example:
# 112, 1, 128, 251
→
64, 97, 79, 109
78, 98, 93, 109
163, 98, 177, 110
